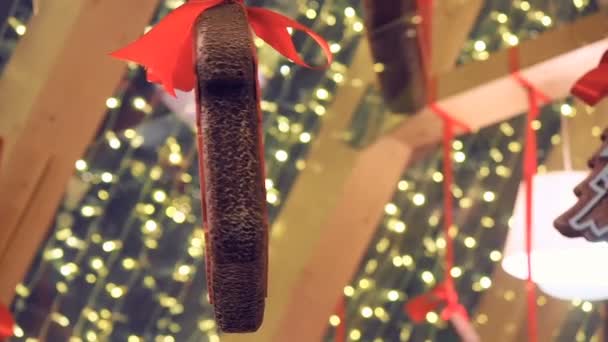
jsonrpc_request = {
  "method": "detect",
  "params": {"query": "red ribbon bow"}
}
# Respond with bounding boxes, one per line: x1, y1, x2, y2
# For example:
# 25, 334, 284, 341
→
0, 303, 13, 340
571, 50, 608, 105
405, 281, 468, 323
110, 0, 333, 96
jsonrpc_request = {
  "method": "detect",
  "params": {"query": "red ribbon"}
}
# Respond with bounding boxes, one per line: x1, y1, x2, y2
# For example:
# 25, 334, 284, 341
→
508, 46, 550, 342
334, 298, 346, 342
405, 0, 471, 325
0, 303, 13, 341
571, 50, 608, 105
405, 281, 468, 323
110, 0, 333, 96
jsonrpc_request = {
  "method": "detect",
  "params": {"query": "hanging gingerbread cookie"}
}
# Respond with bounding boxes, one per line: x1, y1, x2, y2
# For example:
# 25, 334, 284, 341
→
555, 129, 608, 241
554, 50, 608, 242
111, 0, 331, 332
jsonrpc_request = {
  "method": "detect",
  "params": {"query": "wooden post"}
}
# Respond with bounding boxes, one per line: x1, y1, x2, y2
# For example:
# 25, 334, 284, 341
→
0, 0, 158, 303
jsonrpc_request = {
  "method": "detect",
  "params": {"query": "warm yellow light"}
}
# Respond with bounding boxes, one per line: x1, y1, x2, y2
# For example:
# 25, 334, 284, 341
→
15, 25, 26, 36
474, 40, 486, 52
387, 290, 399, 301
349, 329, 361, 341
490, 250, 502, 261
299, 132, 312, 143
432, 172, 443, 182
101, 172, 113, 183
582, 301, 593, 312
384, 203, 398, 215
421, 271, 435, 284
305, 9, 317, 19
454, 151, 466, 163
344, 7, 356, 18
315, 88, 330, 100
402, 255, 413, 267
480, 276, 492, 289
483, 191, 495, 202
398, 180, 409, 191
329, 315, 341, 326
450, 267, 463, 278
110, 287, 124, 298
353, 21, 364, 32
361, 306, 373, 318
75, 159, 88, 171
330, 43, 341, 53
275, 150, 288, 162
90, 258, 103, 270
132, 97, 147, 110
173, 211, 186, 224
344, 286, 355, 297
426, 312, 439, 323
412, 193, 426, 206
464, 237, 477, 248
266, 192, 278, 204
169, 152, 182, 165
153, 190, 167, 203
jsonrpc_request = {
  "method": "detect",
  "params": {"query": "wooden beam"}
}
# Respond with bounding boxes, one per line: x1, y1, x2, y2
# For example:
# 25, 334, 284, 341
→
0, 0, 157, 303
386, 12, 608, 149
475, 99, 608, 341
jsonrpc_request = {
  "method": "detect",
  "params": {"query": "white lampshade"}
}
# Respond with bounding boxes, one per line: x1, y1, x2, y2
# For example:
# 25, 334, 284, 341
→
502, 171, 608, 301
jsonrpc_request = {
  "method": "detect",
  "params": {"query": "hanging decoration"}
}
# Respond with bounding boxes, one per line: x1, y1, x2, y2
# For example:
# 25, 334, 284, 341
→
555, 50, 608, 242
504, 170, 608, 300
404, 1, 478, 341
110, 0, 332, 332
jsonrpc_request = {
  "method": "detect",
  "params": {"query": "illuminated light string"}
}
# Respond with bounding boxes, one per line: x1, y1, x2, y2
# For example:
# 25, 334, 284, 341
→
329, 0, 599, 341
8, 0, 365, 341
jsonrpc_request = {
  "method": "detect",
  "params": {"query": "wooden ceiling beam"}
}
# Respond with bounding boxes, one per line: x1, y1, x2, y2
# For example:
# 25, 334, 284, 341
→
0, 0, 157, 303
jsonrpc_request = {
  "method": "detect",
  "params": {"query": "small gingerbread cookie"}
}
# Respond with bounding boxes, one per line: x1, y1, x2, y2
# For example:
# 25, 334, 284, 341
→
554, 128, 608, 241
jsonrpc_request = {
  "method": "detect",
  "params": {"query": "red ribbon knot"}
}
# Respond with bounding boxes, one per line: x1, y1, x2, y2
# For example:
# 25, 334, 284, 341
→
110, 0, 333, 96
405, 281, 468, 323
571, 50, 608, 105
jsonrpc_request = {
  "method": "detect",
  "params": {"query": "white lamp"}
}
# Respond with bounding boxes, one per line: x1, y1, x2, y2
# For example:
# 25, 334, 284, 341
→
502, 171, 608, 301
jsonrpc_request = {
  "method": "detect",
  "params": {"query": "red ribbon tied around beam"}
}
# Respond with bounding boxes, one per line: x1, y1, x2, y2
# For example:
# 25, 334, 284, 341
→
0, 302, 14, 341
405, 281, 468, 323
508, 46, 550, 342
571, 50, 608, 105
110, 0, 333, 96
405, 0, 472, 328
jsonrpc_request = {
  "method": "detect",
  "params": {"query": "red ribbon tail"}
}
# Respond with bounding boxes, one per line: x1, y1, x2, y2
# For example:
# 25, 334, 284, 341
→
570, 50, 608, 105
405, 293, 442, 323
571, 65, 608, 105
109, 0, 225, 96
246, 7, 333, 68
